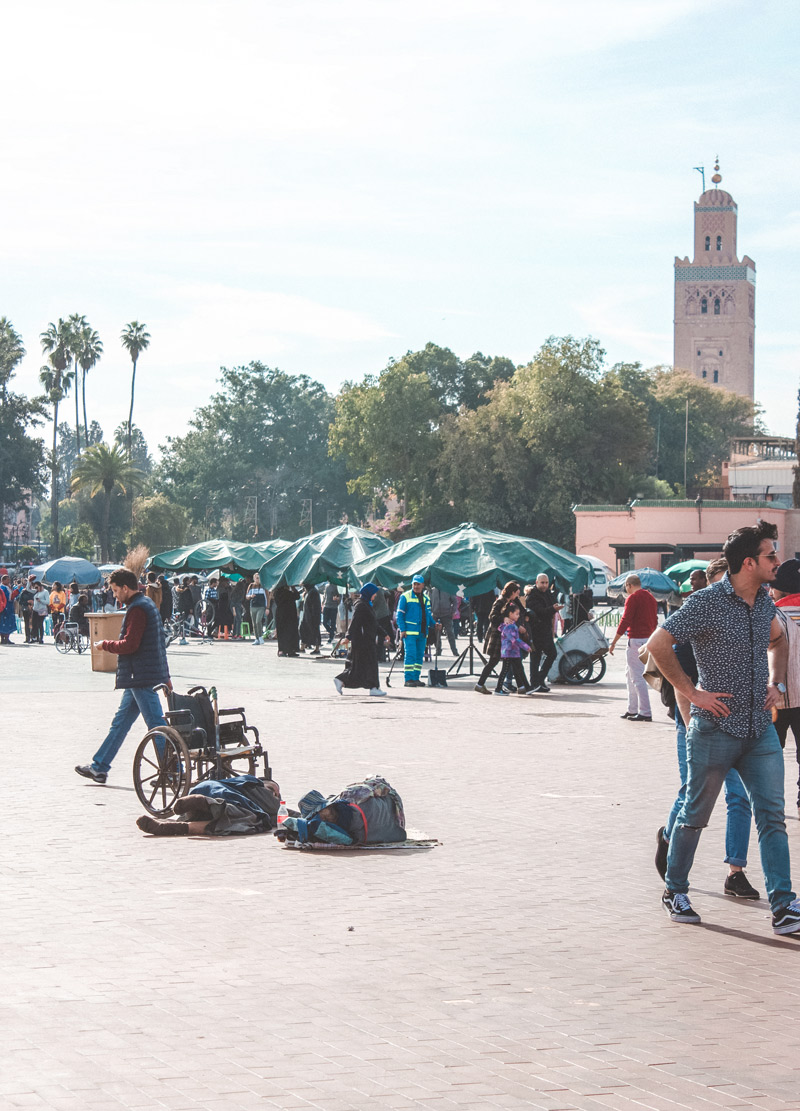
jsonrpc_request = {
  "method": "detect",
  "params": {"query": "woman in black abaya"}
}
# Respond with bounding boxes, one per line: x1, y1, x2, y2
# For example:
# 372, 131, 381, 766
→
273, 584, 301, 657
333, 583, 386, 696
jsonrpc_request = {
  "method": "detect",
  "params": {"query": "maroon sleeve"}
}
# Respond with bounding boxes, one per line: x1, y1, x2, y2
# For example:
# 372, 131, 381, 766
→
101, 607, 146, 655
616, 593, 633, 638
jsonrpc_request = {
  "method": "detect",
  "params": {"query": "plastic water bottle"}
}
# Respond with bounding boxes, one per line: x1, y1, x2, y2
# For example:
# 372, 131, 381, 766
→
277, 800, 288, 825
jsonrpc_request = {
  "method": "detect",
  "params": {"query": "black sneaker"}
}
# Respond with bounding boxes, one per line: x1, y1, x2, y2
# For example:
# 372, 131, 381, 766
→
724, 871, 760, 900
772, 898, 800, 935
75, 764, 107, 784
632, 714, 653, 722
662, 889, 701, 924
655, 826, 669, 881
620, 711, 636, 719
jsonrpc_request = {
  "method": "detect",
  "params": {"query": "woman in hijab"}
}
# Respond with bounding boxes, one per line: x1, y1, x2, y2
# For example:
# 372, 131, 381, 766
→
333, 583, 386, 696
273, 584, 301, 657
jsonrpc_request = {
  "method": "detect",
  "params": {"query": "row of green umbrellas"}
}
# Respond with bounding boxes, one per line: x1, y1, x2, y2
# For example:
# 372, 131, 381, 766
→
148, 522, 593, 597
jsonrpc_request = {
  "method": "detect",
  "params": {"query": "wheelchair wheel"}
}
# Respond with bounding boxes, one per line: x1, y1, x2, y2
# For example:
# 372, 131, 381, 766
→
559, 649, 592, 684
55, 629, 70, 654
133, 726, 191, 816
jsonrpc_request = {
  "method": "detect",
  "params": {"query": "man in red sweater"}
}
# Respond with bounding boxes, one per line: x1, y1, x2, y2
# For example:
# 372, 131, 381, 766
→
608, 573, 659, 722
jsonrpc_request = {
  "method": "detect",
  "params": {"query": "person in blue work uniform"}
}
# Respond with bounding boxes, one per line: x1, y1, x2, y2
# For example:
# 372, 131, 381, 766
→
395, 574, 437, 688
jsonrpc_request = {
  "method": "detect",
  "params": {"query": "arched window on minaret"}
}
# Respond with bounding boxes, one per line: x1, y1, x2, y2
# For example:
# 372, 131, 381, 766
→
702, 370, 707, 379
714, 297, 721, 315
701, 297, 708, 314
713, 370, 719, 383
716, 235, 722, 250
704, 235, 710, 251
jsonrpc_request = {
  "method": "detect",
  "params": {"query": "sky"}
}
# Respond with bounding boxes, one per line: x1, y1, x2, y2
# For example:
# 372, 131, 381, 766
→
2, 0, 799, 455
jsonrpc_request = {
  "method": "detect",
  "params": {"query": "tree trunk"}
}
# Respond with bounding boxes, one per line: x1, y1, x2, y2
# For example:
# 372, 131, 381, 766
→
102, 487, 112, 563
127, 357, 137, 460
51, 401, 60, 556
82, 369, 89, 447
74, 361, 81, 456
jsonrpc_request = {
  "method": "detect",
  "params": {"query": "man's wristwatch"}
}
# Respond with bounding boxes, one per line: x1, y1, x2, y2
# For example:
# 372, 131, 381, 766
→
770, 682, 787, 693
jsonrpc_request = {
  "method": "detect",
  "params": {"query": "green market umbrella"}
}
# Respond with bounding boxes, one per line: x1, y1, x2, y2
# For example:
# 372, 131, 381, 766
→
148, 538, 289, 574
665, 558, 709, 587
258, 524, 392, 589
350, 522, 592, 596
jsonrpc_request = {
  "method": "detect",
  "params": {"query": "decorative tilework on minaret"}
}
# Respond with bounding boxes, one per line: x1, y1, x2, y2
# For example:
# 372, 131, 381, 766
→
673, 161, 755, 401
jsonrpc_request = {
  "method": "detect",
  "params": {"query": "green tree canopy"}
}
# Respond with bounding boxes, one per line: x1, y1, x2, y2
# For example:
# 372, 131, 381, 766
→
70, 443, 144, 561
0, 318, 47, 555
158, 362, 361, 539
130, 493, 189, 553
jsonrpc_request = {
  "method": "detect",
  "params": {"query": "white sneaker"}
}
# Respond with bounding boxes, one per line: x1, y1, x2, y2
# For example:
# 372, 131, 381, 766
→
369, 687, 387, 696
334, 678, 344, 695
253, 637, 262, 645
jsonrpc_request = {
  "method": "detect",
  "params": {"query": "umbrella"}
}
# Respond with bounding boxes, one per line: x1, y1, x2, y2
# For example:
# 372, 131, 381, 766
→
258, 524, 392, 590
31, 556, 102, 588
664, 559, 709, 587
97, 562, 124, 575
607, 567, 681, 603
148, 538, 289, 574
350, 522, 592, 596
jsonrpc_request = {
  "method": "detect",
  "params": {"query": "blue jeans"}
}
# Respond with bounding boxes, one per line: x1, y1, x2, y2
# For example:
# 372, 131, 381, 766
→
403, 635, 426, 681
665, 717, 795, 912
665, 713, 753, 866
92, 687, 168, 774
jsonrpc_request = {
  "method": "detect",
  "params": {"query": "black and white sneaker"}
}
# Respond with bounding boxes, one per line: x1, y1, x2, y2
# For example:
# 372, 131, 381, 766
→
662, 889, 701, 924
75, 764, 107, 784
772, 898, 800, 935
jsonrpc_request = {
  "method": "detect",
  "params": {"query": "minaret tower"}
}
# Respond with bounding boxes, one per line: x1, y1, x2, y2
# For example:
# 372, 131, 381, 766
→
673, 160, 756, 401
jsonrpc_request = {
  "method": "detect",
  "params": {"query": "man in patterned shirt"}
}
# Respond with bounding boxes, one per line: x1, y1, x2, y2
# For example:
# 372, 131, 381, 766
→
647, 520, 800, 935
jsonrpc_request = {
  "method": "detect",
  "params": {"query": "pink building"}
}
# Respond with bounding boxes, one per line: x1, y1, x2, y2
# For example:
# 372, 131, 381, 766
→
574, 500, 800, 573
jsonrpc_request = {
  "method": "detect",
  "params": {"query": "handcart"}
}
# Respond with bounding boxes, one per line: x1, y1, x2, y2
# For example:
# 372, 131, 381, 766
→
133, 684, 271, 816
548, 619, 608, 685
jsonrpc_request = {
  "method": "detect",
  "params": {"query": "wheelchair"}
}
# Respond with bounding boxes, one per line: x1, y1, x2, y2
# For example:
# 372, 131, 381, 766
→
54, 621, 89, 655
133, 684, 271, 816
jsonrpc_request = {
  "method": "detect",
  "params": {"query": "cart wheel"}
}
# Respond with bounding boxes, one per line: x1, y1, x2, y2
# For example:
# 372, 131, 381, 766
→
586, 656, 607, 684
133, 726, 191, 816
559, 649, 592, 684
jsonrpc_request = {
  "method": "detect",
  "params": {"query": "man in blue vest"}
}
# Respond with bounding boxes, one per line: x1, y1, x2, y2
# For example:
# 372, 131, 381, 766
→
75, 568, 171, 784
395, 574, 436, 688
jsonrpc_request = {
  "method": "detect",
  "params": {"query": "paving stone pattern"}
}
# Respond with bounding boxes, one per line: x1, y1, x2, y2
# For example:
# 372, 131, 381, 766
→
3, 637, 800, 1110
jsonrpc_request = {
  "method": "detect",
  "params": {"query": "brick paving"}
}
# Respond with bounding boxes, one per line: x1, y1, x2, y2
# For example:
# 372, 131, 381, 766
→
3, 636, 800, 1110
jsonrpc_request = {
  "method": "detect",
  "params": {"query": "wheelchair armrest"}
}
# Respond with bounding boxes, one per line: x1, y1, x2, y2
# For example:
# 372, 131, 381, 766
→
218, 707, 246, 719
244, 724, 260, 745
165, 708, 194, 729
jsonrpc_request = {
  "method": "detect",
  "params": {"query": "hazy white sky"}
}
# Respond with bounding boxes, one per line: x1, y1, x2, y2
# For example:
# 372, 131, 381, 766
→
3, 0, 798, 452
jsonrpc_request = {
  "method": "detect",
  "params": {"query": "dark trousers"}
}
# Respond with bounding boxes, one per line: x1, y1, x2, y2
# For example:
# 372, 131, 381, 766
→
496, 657, 528, 691
477, 651, 500, 687
23, 610, 33, 642
31, 612, 45, 643
322, 606, 338, 642
376, 616, 394, 661
530, 637, 557, 688
774, 707, 800, 806
435, 614, 458, 655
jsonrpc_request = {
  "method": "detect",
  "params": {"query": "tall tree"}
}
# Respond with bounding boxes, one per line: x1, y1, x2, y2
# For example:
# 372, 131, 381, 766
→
113, 422, 152, 474
0, 319, 46, 555
70, 443, 143, 561
74, 321, 103, 445
121, 322, 150, 460
39, 320, 75, 555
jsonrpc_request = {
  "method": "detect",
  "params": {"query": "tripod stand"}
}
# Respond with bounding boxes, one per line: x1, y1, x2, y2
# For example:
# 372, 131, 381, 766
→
446, 616, 488, 678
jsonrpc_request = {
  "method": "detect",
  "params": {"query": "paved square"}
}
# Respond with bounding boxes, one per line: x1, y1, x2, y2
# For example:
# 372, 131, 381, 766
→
3, 638, 800, 1110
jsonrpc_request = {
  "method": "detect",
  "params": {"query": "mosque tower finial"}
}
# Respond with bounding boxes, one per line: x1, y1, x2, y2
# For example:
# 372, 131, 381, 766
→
711, 156, 722, 185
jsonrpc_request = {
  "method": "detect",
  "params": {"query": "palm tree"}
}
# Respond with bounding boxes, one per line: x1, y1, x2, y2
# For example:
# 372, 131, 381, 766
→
66, 313, 88, 454
0, 316, 26, 403
121, 322, 150, 460
70, 443, 143, 561
75, 322, 103, 445
41, 317, 78, 452
39, 357, 75, 557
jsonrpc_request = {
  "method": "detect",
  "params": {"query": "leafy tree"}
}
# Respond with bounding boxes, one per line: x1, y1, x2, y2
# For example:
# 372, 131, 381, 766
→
121, 322, 150, 460
605, 363, 759, 492
59, 522, 97, 560
114, 422, 152, 474
0, 318, 47, 555
130, 493, 189, 553
17, 545, 39, 564
329, 359, 442, 516
434, 336, 651, 547
70, 443, 144, 561
57, 420, 104, 498
158, 362, 359, 539
39, 321, 76, 556
391, 342, 516, 413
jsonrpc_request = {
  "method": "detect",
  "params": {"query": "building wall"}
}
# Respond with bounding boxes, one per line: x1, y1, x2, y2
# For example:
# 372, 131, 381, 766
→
673, 186, 755, 401
575, 504, 800, 571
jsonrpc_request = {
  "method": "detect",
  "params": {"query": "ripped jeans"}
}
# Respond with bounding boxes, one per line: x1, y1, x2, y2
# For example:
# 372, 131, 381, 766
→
664, 717, 794, 912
